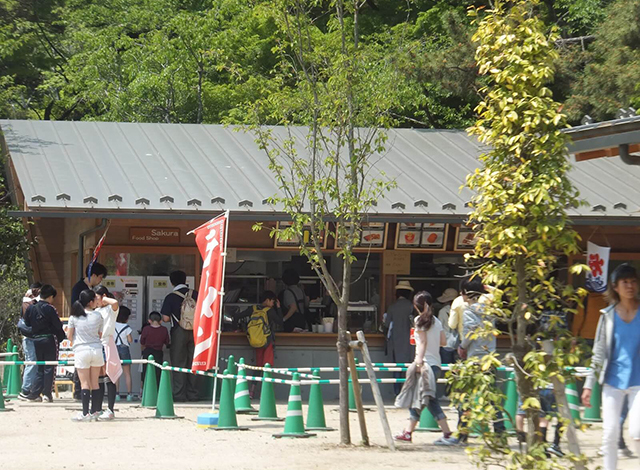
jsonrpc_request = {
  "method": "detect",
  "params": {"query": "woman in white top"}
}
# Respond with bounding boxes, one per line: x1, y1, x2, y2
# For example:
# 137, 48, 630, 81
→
93, 286, 121, 420
67, 289, 104, 421
394, 291, 456, 445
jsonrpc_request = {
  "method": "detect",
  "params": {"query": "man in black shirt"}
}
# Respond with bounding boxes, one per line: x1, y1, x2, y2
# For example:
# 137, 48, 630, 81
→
21, 285, 66, 402
71, 262, 108, 304
161, 271, 198, 401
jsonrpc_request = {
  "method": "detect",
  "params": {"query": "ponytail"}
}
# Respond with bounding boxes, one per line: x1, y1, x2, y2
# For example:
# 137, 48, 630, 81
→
71, 289, 96, 317
413, 290, 434, 330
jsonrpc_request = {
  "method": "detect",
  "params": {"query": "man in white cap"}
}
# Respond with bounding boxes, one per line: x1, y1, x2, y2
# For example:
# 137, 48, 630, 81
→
437, 288, 459, 365
383, 280, 415, 395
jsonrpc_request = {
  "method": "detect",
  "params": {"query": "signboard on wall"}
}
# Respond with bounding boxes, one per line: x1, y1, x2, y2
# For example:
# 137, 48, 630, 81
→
130, 227, 180, 244
395, 223, 448, 251
383, 250, 411, 275
335, 222, 388, 250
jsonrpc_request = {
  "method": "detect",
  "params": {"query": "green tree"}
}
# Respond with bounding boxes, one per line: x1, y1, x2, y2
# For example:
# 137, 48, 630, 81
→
449, 1, 588, 468
248, 0, 418, 445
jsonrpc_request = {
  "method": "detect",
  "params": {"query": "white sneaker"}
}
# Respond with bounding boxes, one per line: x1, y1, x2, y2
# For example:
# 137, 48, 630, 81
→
72, 412, 91, 422
619, 447, 634, 459
89, 412, 101, 421
434, 436, 459, 446
98, 409, 115, 421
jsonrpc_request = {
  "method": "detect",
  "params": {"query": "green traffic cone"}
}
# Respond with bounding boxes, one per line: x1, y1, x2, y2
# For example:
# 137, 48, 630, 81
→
274, 373, 315, 438
253, 364, 283, 421
141, 355, 158, 408
234, 358, 257, 414
7, 346, 21, 398
348, 378, 357, 412
566, 380, 581, 424
155, 362, 178, 419
215, 369, 248, 430
3, 338, 13, 390
583, 380, 602, 422
0, 376, 13, 412
503, 372, 519, 433
227, 355, 237, 391
306, 368, 333, 431
414, 407, 440, 432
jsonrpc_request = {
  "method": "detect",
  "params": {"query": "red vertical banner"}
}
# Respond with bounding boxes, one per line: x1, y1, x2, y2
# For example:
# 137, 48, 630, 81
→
191, 214, 227, 371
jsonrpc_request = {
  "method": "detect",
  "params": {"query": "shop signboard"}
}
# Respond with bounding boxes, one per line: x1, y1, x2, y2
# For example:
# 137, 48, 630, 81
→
130, 227, 181, 244
274, 221, 327, 249
454, 225, 478, 251
335, 222, 388, 250
395, 223, 448, 251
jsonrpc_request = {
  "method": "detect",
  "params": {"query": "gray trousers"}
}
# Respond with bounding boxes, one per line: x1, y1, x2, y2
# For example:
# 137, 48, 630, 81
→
170, 326, 198, 400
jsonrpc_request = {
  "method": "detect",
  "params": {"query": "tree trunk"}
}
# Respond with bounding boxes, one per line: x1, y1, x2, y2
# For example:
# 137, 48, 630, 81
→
513, 256, 539, 449
337, 260, 353, 445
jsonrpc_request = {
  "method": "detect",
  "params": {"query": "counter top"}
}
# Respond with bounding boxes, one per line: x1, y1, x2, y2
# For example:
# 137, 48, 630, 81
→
220, 331, 385, 348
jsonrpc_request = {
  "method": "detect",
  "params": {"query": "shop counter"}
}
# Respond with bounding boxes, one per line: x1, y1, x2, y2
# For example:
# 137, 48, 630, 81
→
220, 331, 385, 348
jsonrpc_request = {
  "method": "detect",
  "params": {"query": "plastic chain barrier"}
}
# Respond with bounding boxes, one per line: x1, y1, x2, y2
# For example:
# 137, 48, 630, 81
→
237, 362, 320, 379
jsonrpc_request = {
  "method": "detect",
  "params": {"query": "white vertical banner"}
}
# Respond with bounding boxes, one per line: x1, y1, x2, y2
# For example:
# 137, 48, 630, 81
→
586, 241, 611, 293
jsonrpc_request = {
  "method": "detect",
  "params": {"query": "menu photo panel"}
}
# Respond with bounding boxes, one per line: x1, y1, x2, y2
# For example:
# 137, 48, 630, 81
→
274, 221, 327, 249
395, 222, 448, 251
454, 225, 479, 251
335, 222, 388, 250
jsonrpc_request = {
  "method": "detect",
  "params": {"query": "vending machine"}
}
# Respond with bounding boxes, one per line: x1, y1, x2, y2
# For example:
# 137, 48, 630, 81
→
102, 276, 145, 395
146, 275, 196, 348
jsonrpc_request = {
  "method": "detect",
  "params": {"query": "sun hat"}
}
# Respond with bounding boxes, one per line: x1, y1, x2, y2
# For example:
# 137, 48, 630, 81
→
394, 280, 414, 292
437, 288, 458, 303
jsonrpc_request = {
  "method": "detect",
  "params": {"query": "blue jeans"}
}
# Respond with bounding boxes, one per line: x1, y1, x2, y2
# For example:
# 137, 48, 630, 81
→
409, 366, 446, 422
21, 337, 38, 394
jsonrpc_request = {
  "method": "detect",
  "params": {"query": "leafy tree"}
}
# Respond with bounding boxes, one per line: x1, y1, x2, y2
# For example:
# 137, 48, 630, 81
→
248, 0, 418, 445
565, 0, 640, 121
449, 1, 588, 468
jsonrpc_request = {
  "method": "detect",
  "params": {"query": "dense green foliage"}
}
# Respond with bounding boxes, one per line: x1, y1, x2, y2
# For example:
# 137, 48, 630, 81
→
1, 0, 638, 126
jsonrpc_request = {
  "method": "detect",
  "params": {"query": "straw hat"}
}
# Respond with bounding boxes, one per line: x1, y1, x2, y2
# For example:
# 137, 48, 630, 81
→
437, 288, 458, 303
394, 280, 413, 292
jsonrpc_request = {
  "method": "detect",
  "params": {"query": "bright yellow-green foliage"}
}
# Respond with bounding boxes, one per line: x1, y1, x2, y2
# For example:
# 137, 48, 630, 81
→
448, 1, 589, 469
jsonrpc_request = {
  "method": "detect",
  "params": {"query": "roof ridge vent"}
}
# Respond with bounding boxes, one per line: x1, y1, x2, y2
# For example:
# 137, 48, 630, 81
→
239, 199, 253, 208
83, 196, 98, 205
31, 195, 46, 203
136, 197, 150, 206
592, 204, 606, 212
442, 203, 456, 211
414, 200, 428, 208
56, 193, 71, 201
160, 195, 174, 204
187, 198, 202, 207
211, 197, 226, 205
108, 194, 123, 203
614, 202, 627, 210
392, 202, 406, 210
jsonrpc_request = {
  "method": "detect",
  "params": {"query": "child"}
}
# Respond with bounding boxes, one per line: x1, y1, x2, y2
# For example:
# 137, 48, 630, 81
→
114, 306, 134, 401
140, 311, 170, 385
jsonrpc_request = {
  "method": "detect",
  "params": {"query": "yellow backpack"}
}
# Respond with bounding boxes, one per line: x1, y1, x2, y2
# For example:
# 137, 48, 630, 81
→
247, 306, 271, 348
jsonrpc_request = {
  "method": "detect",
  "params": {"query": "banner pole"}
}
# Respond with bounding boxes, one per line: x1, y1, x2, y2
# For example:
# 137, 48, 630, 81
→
211, 209, 231, 411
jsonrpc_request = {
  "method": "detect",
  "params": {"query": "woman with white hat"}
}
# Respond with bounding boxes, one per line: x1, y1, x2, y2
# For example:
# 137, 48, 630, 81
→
383, 280, 415, 395
437, 288, 460, 365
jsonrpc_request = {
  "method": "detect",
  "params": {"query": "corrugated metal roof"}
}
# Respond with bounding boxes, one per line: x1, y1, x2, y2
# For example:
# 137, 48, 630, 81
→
2, 119, 639, 219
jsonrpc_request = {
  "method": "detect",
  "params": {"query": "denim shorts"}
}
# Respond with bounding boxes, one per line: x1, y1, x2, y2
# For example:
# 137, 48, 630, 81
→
117, 345, 132, 361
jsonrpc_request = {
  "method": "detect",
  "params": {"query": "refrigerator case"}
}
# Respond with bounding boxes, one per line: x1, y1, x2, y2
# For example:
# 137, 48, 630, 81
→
103, 276, 145, 395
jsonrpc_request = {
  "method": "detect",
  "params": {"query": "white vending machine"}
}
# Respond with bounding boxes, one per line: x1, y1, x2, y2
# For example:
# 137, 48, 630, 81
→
146, 275, 196, 354
102, 276, 145, 396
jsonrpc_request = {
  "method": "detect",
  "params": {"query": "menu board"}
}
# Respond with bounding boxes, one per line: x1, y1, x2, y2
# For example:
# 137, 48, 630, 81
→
335, 222, 388, 250
455, 225, 478, 251
274, 221, 327, 249
395, 223, 448, 251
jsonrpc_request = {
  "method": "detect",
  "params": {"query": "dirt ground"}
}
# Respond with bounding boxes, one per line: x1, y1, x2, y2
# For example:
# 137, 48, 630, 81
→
0, 393, 636, 470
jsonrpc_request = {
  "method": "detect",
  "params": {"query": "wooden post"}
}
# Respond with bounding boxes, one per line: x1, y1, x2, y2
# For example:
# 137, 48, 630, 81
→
356, 330, 396, 451
347, 332, 369, 446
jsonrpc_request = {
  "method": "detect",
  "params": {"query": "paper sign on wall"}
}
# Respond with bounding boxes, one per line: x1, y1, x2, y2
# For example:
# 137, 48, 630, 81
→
586, 241, 611, 293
